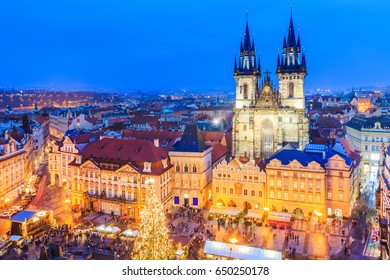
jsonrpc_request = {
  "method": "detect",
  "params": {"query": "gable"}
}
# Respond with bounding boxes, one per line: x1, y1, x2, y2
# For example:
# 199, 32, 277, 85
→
80, 160, 100, 170
117, 163, 139, 174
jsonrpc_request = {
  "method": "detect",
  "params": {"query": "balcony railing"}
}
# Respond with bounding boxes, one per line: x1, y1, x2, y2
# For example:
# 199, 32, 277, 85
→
84, 191, 137, 202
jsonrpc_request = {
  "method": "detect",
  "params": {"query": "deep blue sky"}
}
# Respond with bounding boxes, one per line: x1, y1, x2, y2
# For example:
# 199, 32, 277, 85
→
0, 0, 389, 91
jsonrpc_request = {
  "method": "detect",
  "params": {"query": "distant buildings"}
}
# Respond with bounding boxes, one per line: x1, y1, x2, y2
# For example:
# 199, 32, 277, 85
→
345, 117, 390, 182
0, 130, 33, 207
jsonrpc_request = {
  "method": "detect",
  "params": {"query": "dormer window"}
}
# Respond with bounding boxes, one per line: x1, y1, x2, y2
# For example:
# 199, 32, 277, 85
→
143, 162, 151, 173
162, 159, 168, 169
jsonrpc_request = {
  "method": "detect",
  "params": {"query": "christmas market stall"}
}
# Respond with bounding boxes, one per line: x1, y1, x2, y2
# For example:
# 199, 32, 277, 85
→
10, 210, 57, 238
245, 209, 265, 226
266, 212, 292, 229
208, 206, 240, 224
203, 240, 282, 260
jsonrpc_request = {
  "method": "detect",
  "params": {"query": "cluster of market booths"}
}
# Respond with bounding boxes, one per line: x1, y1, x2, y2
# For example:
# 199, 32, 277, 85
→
205, 206, 293, 260
208, 206, 293, 229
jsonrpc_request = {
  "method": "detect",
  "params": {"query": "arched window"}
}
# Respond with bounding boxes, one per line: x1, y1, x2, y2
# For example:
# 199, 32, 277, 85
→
243, 84, 248, 99
176, 165, 180, 172
288, 83, 294, 98
243, 124, 247, 131
184, 164, 188, 172
192, 165, 197, 173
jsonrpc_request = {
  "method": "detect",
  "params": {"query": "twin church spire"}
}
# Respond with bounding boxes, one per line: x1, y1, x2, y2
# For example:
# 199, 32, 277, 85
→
277, 10, 307, 74
234, 10, 307, 77
234, 13, 261, 76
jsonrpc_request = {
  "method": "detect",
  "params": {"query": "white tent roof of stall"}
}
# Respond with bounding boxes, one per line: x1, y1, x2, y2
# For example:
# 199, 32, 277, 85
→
122, 229, 139, 237
246, 209, 263, 219
95, 225, 120, 234
267, 212, 292, 223
209, 206, 239, 216
203, 240, 282, 260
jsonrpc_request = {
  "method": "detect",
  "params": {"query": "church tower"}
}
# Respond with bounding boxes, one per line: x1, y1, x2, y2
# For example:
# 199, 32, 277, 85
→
276, 10, 307, 109
234, 13, 261, 109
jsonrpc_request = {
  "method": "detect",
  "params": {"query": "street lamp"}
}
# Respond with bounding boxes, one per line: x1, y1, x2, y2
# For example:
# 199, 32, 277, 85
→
65, 199, 71, 224
229, 237, 238, 244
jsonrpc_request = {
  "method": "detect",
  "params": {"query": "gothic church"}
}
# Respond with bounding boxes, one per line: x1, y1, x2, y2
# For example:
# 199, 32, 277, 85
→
232, 12, 309, 161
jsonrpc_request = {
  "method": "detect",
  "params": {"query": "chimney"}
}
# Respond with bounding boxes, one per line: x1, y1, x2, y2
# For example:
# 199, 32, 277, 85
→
154, 138, 159, 147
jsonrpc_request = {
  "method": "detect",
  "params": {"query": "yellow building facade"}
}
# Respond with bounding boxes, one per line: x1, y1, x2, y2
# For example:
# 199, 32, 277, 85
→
212, 159, 266, 213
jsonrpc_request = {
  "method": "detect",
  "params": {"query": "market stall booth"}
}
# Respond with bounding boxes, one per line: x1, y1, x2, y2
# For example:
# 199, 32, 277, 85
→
208, 206, 240, 224
10, 210, 56, 238
203, 240, 282, 260
245, 209, 264, 226
95, 225, 121, 237
266, 212, 292, 229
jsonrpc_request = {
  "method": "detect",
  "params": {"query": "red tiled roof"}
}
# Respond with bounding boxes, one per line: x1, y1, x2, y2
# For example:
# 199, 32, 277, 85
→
129, 116, 160, 124
69, 133, 101, 144
81, 138, 168, 163
314, 116, 342, 128
85, 116, 99, 124
122, 129, 181, 150
211, 143, 228, 163
33, 116, 49, 124
201, 132, 224, 142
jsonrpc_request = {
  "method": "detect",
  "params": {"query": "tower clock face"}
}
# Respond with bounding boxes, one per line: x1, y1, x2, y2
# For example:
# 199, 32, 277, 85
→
263, 85, 271, 93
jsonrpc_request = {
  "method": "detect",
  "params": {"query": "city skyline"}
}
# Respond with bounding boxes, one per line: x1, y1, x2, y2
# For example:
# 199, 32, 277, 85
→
0, 0, 389, 91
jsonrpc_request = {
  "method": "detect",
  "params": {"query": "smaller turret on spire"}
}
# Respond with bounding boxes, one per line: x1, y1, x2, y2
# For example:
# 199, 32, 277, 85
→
234, 11, 260, 77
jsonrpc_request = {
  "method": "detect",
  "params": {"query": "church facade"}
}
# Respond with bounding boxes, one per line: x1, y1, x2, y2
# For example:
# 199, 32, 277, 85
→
232, 14, 309, 160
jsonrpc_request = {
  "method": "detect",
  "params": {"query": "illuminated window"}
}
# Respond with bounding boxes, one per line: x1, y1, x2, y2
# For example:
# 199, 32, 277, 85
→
277, 192, 282, 199
327, 192, 332, 199
283, 192, 288, 200
293, 193, 298, 201
270, 191, 274, 198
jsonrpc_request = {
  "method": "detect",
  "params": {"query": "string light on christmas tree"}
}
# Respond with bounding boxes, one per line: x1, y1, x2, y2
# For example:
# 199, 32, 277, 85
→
132, 178, 176, 260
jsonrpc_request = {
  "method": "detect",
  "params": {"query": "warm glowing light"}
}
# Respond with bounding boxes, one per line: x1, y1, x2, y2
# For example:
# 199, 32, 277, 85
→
140, 211, 145, 215
65, 199, 70, 204
37, 211, 46, 217
314, 210, 322, 217
32, 217, 39, 222
145, 178, 155, 185
216, 202, 222, 206
229, 237, 238, 244
263, 207, 269, 211
212, 118, 221, 125
5, 198, 10, 203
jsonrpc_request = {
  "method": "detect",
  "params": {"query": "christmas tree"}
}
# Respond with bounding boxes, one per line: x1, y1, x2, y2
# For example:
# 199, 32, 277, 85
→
132, 179, 175, 260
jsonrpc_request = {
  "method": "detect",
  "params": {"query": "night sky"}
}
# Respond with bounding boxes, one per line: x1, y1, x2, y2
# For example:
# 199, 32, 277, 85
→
0, 0, 389, 91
